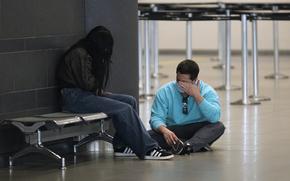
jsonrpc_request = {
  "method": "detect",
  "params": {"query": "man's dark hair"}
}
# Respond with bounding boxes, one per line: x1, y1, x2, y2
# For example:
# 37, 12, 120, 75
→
176, 59, 199, 80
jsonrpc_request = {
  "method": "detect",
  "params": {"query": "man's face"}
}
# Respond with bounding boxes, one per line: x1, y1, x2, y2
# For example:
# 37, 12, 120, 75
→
176, 73, 194, 84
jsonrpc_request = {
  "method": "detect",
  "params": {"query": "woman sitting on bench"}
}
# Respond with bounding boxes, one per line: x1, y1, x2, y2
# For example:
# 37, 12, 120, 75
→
57, 26, 173, 160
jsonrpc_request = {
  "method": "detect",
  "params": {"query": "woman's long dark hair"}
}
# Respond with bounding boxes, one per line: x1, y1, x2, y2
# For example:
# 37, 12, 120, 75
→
65, 26, 114, 95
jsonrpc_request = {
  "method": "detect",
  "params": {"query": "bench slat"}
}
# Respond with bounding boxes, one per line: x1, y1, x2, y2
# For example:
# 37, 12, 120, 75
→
5, 112, 108, 126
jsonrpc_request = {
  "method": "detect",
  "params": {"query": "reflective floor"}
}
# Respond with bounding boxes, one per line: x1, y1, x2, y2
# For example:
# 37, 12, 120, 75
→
1, 53, 290, 181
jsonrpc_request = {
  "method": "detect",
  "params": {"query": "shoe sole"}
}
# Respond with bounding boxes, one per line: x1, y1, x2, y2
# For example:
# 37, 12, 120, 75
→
114, 153, 137, 157
144, 154, 174, 160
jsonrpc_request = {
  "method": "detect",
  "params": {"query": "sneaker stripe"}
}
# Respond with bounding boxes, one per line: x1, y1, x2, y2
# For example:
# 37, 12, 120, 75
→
154, 151, 160, 157
127, 148, 131, 153
144, 148, 174, 160
151, 150, 156, 156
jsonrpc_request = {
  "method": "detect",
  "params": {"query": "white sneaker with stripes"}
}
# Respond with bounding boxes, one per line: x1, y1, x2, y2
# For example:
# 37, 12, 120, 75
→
144, 147, 174, 160
114, 147, 137, 157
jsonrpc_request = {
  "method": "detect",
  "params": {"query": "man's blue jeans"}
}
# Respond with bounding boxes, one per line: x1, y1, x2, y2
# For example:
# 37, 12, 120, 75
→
60, 88, 158, 159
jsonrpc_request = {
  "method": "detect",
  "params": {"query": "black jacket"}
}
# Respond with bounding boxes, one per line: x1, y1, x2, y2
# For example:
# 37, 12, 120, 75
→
58, 47, 97, 92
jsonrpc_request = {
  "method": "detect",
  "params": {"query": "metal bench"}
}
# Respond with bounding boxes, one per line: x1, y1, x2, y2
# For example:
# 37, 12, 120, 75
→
2, 112, 113, 170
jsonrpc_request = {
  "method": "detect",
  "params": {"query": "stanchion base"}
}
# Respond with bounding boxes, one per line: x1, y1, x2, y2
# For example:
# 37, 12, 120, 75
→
249, 95, 271, 102
231, 99, 261, 105
265, 73, 289, 79
215, 85, 241, 91
139, 94, 155, 100
73, 155, 77, 165
212, 64, 234, 70
138, 99, 146, 103
138, 83, 143, 90
9, 167, 13, 176
151, 73, 169, 79
210, 57, 220, 62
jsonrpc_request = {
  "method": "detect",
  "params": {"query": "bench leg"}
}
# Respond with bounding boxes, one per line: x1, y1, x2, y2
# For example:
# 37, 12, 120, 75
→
74, 120, 113, 154
9, 144, 66, 170
98, 119, 114, 143
96, 131, 114, 143
74, 132, 113, 154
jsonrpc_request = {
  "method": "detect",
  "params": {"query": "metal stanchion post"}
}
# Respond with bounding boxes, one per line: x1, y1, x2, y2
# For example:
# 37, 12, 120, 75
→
150, 20, 155, 78
145, 20, 152, 96
218, 21, 224, 62
152, 21, 159, 78
231, 14, 260, 105
265, 6, 288, 79
138, 19, 143, 90
186, 14, 192, 59
213, 21, 225, 69
215, 10, 240, 91
210, 21, 222, 62
249, 16, 271, 101
140, 20, 154, 99
213, 20, 234, 70
150, 21, 160, 90
151, 21, 168, 80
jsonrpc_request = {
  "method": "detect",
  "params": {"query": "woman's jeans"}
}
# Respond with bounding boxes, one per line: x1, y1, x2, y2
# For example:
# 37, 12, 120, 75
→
61, 88, 158, 159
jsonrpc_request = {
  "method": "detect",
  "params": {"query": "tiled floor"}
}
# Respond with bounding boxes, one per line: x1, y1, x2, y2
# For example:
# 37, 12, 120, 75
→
1, 53, 290, 181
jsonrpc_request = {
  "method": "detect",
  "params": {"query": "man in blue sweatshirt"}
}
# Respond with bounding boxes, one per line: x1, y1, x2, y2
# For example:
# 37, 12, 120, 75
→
149, 59, 225, 154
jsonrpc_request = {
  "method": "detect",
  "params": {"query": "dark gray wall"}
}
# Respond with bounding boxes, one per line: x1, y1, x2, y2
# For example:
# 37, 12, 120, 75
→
0, 0, 85, 120
0, 0, 85, 156
0, 0, 139, 119
85, 0, 139, 99
0, 0, 138, 157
